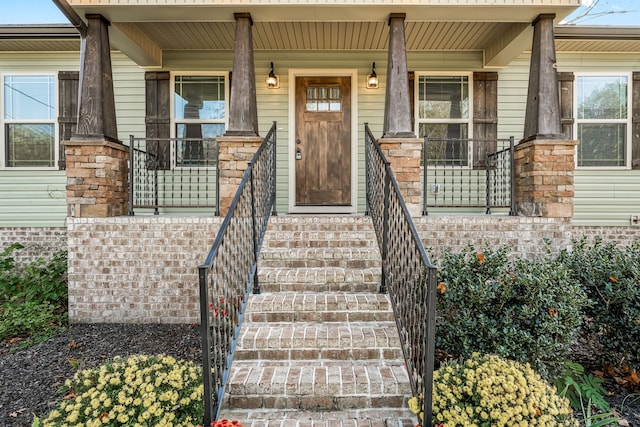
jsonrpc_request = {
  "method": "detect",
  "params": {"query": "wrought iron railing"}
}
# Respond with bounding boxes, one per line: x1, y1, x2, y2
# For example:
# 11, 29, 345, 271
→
128, 136, 219, 215
423, 137, 515, 215
198, 122, 277, 425
364, 124, 437, 427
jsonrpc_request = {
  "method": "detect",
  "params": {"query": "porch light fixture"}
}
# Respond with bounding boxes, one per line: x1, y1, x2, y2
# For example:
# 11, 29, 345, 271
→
367, 62, 379, 89
266, 62, 279, 89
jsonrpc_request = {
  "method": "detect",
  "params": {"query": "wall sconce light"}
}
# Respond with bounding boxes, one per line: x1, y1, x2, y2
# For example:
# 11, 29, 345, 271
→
366, 62, 379, 89
266, 62, 279, 89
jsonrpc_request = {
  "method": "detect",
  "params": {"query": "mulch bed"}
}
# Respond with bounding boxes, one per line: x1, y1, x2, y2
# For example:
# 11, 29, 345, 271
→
0, 324, 638, 426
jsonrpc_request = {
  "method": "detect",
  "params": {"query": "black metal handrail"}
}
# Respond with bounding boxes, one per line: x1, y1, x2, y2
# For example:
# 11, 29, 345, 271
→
365, 124, 437, 427
128, 136, 220, 215
198, 122, 277, 424
423, 137, 515, 215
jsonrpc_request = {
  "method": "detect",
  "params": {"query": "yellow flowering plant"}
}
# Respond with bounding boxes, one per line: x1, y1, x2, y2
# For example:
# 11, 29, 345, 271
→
408, 353, 578, 427
42, 354, 204, 427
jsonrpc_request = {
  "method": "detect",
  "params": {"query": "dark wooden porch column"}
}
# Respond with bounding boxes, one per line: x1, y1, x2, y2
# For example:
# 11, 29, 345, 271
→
515, 14, 578, 219
74, 14, 118, 142
383, 13, 415, 139
522, 14, 562, 142
225, 12, 259, 136
65, 14, 128, 218
379, 13, 422, 216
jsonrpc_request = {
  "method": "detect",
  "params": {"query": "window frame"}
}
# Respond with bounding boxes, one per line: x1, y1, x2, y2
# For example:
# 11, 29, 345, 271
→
414, 71, 474, 168
0, 72, 58, 170
170, 71, 229, 169
573, 71, 632, 170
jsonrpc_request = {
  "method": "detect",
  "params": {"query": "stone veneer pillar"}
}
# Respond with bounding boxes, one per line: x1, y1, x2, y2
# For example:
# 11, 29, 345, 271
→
64, 140, 129, 217
217, 136, 262, 216
514, 139, 578, 218
378, 137, 422, 217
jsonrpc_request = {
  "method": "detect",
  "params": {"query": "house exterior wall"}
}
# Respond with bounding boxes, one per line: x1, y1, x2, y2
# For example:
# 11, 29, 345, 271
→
497, 52, 640, 226
0, 51, 145, 230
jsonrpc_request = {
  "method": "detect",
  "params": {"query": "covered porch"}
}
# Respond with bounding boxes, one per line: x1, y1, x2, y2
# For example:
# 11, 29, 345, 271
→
57, 0, 581, 220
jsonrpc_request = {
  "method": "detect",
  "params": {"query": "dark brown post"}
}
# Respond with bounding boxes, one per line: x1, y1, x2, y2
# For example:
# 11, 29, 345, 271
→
65, 14, 128, 218
379, 14, 421, 215
74, 14, 118, 143
225, 13, 259, 137
514, 14, 579, 219
383, 13, 415, 139
522, 14, 562, 142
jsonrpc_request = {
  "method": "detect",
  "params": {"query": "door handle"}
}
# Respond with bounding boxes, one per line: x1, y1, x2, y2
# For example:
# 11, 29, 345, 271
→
295, 148, 302, 160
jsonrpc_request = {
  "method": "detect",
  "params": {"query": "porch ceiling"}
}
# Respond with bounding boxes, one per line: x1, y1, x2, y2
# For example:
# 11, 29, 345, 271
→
64, 1, 580, 68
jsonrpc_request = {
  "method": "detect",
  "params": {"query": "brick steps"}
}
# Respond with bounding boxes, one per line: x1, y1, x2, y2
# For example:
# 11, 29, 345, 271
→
219, 216, 416, 426
233, 321, 403, 360
257, 268, 381, 293
219, 409, 417, 427
244, 293, 392, 323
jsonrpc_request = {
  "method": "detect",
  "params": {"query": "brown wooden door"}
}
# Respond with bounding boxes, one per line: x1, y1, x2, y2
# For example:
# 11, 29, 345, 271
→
295, 76, 351, 206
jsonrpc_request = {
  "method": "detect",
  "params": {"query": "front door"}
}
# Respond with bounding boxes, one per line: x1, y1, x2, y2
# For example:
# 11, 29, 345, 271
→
295, 76, 351, 206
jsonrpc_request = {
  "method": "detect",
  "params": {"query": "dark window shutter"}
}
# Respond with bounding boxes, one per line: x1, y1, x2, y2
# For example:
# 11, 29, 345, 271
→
473, 72, 498, 169
57, 71, 79, 170
145, 71, 171, 170
408, 71, 415, 132
633, 72, 640, 169
558, 72, 574, 140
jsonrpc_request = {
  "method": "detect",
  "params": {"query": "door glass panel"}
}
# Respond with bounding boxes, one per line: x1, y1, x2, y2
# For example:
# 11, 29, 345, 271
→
306, 86, 341, 111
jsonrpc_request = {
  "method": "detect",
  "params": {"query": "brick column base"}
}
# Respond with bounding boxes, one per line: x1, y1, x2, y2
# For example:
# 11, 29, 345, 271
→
378, 137, 422, 217
514, 139, 579, 218
64, 140, 129, 217
217, 135, 262, 216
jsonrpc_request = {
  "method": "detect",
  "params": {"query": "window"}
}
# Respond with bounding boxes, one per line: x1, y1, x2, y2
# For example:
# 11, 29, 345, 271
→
575, 74, 630, 168
416, 74, 471, 166
173, 75, 227, 167
2, 75, 56, 168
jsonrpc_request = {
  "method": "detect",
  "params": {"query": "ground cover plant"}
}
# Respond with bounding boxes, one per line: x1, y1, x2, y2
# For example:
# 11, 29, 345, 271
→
409, 353, 578, 426
0, 243, 67, 349
38, 354, 204, 427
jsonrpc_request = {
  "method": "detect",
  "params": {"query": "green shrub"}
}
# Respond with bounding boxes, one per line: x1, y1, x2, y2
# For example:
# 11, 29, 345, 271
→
408, 353, 578, 426
435, 245, 587, 377
557, 237, 640, 369
42, 354, 204, 427
0, 244, 68, 346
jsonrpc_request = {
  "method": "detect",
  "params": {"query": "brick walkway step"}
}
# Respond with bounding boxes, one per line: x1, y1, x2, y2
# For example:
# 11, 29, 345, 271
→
259, 248, 380, 269
233, 322, 403, 360
218, 409, 417, 427
223, 361, 412, 411
257, 268, 381, 293
262, 231, 378, 249
245, 293, 392, 323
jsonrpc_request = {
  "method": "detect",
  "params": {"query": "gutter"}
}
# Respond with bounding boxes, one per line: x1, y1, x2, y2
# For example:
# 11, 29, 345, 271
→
51, 0, 87, 38
555, 25, 640, 40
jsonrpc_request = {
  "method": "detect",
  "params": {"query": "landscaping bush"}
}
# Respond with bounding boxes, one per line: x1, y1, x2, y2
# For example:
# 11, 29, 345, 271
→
0, 243, 67, 346
557, 237, 640, 369
408, 353, 578, 426
41, 354, 204, 427
435, 245, 587, 377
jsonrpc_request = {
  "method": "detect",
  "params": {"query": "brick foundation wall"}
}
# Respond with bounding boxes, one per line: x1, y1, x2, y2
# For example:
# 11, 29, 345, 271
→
67, 216, 222, 324
65, 215, 640, 324
415, 216, 574, 260
416, 216, 640, 261
0, 227, 67, 265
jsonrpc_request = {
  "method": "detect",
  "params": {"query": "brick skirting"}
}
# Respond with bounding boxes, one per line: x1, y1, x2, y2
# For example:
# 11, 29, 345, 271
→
66, 216, 222, 324
5, 216, 639, 324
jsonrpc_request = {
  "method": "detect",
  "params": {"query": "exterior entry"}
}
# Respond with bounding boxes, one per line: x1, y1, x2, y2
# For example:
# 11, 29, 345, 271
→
295, 76, 351, 206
